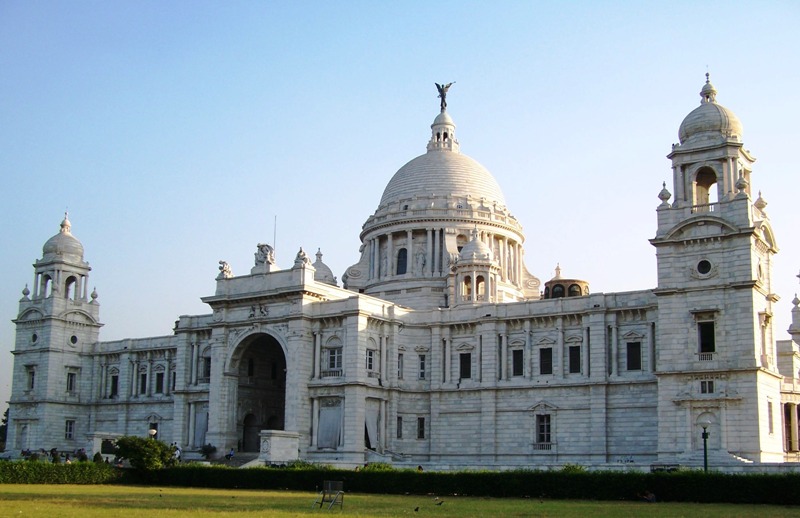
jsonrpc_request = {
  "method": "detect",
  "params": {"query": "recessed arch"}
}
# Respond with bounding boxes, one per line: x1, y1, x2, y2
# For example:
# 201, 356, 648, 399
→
229, 332, 288, 451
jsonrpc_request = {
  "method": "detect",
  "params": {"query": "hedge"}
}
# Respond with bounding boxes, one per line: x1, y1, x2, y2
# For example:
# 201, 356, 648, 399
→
0, 461, 121, 484
2, 462, 799, 506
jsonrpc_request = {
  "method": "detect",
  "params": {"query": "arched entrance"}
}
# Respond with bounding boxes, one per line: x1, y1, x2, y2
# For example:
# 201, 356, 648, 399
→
235, 333, 287, 452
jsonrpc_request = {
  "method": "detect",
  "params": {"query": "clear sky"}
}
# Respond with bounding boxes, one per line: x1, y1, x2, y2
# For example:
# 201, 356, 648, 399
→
1, 1, 798, 414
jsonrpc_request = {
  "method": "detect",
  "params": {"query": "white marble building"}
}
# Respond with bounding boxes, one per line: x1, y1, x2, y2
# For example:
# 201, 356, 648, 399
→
6, 77, 800, 470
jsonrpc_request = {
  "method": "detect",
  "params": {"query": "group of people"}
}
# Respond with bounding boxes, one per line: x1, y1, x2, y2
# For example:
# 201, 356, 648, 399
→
170, 442, 183, 462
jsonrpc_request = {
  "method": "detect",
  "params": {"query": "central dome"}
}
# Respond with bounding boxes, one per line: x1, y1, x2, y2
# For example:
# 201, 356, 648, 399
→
379, 150, 506, 208
378, 109, 506, 209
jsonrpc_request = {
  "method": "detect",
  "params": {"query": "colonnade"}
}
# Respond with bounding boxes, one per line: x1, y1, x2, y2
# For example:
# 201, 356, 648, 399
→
365, 228, 523, 283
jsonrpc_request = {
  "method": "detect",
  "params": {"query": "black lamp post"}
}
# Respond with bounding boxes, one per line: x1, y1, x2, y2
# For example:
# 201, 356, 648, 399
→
699, 418, 711, 473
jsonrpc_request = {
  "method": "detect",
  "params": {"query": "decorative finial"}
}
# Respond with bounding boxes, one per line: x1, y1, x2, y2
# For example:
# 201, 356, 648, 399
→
435, 82, 455, 112
705, 71, 710, 84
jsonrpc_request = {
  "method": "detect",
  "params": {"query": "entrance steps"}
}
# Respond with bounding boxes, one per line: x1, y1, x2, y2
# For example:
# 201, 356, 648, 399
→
210, 451, 260, 468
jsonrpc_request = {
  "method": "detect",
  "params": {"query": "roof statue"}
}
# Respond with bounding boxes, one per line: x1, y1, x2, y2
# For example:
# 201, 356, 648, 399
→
435, 81, 455, 111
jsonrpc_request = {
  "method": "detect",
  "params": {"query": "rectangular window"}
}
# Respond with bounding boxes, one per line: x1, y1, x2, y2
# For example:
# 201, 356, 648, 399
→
459, 352, 472, 380
171, 371, 176, 391
568, 346, 581, 374
700, 380, 714, 393
768, 401, 774, 434
110, 375, 119, 398
418, 354, 426, 380
328, 348, 342, 371
366, 349, 375, 371
139, 373, 147, 395
397, 353, 404, 379
27, 369, 35, 391
698, 321, 716, 355
536, 414, 551, 444
627, 342, 642, 371
417, 417, 425, 439
65, 420, 75, 440
203, 357, 212, 379
539, 348, 553, 375
512, 349, 524, 377
155, 372, 164, 394
396, 416, 403, 439
66, 372, 77, 393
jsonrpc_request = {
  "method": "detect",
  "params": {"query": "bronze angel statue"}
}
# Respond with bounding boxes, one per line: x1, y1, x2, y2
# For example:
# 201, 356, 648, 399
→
435, 82, 455, 111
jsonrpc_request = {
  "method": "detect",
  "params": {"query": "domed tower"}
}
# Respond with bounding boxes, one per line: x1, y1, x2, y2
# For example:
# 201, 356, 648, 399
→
542, 265, 589, 299
7, 214, 101, 452
344, 86, 540, 308
449, 228, 502, 305
651, 76, 782, 463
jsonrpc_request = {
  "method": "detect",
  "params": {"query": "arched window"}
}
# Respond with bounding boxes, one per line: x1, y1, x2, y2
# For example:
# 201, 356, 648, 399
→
552, 284, 565, 298
463, 276, 472, 298
65, 276, 77, 300
568, 284, 582, 297
694, 167, 718, 207
396, 248, 407, 275
544, 286, 550, 298
476, 275, 485, 300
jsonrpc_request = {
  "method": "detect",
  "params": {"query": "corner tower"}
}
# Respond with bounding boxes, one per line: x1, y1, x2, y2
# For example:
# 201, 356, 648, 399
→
344, 86, 540, 308
7, 215, 102, 452
651, 76, 781, 463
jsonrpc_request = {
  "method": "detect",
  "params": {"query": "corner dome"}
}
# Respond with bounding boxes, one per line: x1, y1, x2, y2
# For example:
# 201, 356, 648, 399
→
312, 249, 337, 286
678, 75, 743, 145
42, 214, 84, 261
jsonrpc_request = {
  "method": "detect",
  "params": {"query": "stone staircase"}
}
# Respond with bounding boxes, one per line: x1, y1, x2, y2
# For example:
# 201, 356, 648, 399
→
210, 452, 261, 468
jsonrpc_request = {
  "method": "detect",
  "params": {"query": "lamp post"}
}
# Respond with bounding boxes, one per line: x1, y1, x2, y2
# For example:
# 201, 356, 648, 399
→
699, 418, 711, 473
148, 428, 157, 440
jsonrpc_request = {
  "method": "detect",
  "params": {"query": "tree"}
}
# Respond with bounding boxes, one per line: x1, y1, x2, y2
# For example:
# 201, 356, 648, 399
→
114, 436, 176, 471
0, 408, 8, 450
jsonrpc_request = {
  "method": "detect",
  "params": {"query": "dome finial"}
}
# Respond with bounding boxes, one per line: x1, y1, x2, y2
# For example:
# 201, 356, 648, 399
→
435, 82, 455, 112
61, 211, 72, 234
700, 73, 717, 104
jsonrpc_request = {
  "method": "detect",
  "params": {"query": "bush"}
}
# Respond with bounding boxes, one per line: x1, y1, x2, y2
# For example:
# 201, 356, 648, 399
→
114, 436, 176, 471
93, 452, 104, 463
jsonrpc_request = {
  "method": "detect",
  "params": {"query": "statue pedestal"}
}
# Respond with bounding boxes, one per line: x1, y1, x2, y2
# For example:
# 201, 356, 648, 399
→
259, 430, 300, 464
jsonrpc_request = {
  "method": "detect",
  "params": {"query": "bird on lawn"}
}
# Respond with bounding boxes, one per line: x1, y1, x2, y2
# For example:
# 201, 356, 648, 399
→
436, 500, 444, 505
414, 506, 419, 512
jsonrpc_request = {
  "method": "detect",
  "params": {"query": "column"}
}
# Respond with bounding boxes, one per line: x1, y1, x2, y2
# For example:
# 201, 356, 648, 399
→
190, 343, 198, 385
386, 232, 393, 278
516, 243, 522, 284
188, 403, 196, 448
556, 318, 564, 378
648, 324, 655, 373
380, 399, 387, 453
444, 337, 451, 384
407, 229, 413, 275
525, 321, 532, 379
427, 228, 433, 277
311, 398, 319, 448
146, 357, 153, 396
500, 238, 507, 281
611, 324, 619, 377
373, 237, 380, 279
434, 229, 441, 275
583, 326, 590, 376
500, 334, 507, 381
165, 354, 172, 396
791, 403, 799, 451
380, 334, 387, 381
313, 332, 321, 379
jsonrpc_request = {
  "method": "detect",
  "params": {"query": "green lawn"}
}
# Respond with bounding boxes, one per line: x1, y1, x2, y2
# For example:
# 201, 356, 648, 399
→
0, 484, 798, 517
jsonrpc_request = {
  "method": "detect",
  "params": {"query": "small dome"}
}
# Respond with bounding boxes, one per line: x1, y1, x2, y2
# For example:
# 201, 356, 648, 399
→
678, 75, 743, 145
433, 110, 454, 126
312, 249, 337, 286
42, 214, 84, 261
459, 233, 493, 261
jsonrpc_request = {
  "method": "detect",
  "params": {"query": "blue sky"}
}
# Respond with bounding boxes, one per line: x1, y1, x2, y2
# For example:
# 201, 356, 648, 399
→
1, 1, 799, 412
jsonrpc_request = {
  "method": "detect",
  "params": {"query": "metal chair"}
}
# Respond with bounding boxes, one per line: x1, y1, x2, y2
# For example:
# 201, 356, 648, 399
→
312, 480, 344, 510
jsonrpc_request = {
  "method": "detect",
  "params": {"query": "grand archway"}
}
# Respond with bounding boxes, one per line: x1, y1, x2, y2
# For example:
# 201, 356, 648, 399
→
235, 333, 286, 452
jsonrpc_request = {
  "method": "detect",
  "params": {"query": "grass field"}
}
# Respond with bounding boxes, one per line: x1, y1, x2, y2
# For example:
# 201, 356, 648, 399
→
1, 484, 799, 517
